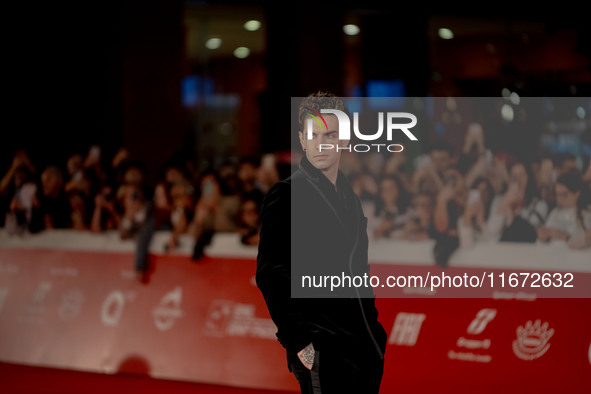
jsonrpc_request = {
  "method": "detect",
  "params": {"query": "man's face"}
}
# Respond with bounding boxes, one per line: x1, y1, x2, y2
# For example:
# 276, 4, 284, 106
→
299, 114, 348, 173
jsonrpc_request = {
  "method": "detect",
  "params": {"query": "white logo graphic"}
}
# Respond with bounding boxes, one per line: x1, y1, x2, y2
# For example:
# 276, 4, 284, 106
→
588, 341, 590, 366
21, 281, 52, 324
307, 109, 418, 141
31, 281, 52, 304
448, 309, 495, 363
0, 287, 9, 314
25, 281, 52, 313
203, 299, 276, 339
101, 290, 135, 327
152, 286, 184, 331
389, 312, 426, 346
456, 337, 491, 350
467, 308, 497, 335
58, 289, 85, 322
448, 350, 492, 363
512, 319, 554, 361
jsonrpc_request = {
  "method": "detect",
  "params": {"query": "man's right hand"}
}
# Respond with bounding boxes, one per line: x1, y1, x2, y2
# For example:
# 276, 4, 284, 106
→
297, 342, 315, 370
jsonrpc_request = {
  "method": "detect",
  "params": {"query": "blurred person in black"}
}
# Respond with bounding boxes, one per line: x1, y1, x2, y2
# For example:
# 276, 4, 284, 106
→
90, 182, 120, 233
487, 160, 549, 243
383, 148, 412, 193
433, 167, 466, 266
535, 156, 556, 207
165, 179, 195, 251
371, 173, 410, 240
236, 157, 265, 207
190, 169, 240, 260
236, 193, 261, 246
106, 147, 132, 187
1, 150, 44, 234
217, 159, 241, 196
412, 139, 456, 196
1, 150, 38, 230
117, 161, 149, 240
64, 153, 92, 197
458, 176, 495, 248
40, 165, 71, 229
350, 170, 380, 220
256, 92, 386, 393
1, 150, 36, 194
255, 153, 280, 195
582, 158, 591, 188
397, 191, 436, 241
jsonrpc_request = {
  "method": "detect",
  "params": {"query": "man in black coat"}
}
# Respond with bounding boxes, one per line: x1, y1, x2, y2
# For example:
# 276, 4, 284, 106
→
256, 92, 387, 393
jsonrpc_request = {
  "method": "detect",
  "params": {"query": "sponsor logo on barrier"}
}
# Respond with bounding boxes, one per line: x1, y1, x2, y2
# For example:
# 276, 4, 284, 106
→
448, 308, 496, 363
0, 287, 9, 314
388, 312, 426, 346
58, 289, 85, 322
466, 308, 497, 335
31, 281, 52, 304
203, 299, 276, 339
21, 281, 52, 324
152, 286, 184, 331
447, 350, 492, 363
101, 290, 135, 327
512, 319, 554, 361
456, 337, 491, 350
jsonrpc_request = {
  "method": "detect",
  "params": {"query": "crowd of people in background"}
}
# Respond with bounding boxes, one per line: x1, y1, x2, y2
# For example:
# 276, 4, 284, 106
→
337, 122, 591, 264
0, 146, 277, 266
2, 122, 591, 270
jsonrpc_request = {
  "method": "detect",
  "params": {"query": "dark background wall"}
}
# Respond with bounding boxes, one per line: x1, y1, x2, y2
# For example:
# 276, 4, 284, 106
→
3, 1, 590, 185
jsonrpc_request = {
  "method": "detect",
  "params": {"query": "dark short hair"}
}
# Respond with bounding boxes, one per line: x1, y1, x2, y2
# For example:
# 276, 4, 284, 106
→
298, 91, 348, 131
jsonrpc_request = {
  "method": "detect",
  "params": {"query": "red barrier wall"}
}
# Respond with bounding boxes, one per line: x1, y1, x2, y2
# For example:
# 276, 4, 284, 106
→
1, 242, 590, 392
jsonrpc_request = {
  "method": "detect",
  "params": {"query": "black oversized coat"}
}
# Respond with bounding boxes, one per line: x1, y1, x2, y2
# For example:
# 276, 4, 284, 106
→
256, 156, 387, 358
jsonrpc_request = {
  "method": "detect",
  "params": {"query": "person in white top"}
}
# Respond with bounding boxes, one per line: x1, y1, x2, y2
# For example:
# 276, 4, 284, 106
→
537, 171, 591, 244
487, 161, 549, 242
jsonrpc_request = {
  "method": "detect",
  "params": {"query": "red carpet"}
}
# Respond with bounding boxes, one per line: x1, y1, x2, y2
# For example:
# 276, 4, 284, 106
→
0, 362, 297, 394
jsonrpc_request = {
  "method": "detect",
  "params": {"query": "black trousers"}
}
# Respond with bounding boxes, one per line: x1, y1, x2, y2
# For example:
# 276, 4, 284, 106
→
287, 346, 384, 394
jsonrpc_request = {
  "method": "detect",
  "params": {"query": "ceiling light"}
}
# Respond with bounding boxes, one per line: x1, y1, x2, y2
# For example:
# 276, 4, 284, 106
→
244, 20, 261, 31
343, 24, 360, 36
233, 47, 250, 59
205, 37, 222, 50
438, 28, 454, 39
